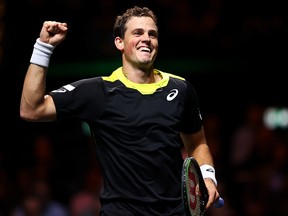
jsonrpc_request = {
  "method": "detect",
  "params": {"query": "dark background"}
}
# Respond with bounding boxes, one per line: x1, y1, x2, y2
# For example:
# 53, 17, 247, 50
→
1, 0, 287, 215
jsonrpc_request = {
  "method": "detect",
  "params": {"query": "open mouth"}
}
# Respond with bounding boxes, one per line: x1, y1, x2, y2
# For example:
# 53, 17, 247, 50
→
139, 47, 151, 53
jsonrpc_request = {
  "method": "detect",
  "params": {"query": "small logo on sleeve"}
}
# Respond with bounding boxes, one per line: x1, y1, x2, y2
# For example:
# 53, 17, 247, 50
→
52, 84, 75, 93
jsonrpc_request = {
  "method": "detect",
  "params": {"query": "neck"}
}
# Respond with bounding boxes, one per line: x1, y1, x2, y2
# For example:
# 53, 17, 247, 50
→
122, 65, 160, 84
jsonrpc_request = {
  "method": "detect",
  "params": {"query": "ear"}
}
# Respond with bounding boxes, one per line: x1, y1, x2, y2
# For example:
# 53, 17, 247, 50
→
114, 37, 124, 51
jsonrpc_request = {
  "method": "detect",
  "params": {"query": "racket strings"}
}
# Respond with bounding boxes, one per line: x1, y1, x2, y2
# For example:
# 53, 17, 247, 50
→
183, 157, 208, 216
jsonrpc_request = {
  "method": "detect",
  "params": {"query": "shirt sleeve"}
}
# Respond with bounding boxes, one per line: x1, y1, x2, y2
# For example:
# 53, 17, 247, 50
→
180, 81, 203, 133
49, 77, 106, 121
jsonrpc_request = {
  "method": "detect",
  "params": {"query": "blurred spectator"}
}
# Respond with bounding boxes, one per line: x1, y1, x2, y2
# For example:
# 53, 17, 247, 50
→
32, 134, 57, 181
12, 134, 58, 205
69, 164, 103, 216
69, 191, 100, 216
229, 104, 265, 169
228, 104, 266, 215
12, 193, 43, 216
11, 178, 69, 216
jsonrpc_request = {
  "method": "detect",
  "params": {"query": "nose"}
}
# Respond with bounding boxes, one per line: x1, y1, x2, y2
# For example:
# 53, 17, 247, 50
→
141, 33, 151, 42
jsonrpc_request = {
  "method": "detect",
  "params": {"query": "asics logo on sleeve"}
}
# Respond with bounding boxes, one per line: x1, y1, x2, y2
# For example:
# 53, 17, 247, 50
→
52, 84, 75, 93
166, 89, 178, 101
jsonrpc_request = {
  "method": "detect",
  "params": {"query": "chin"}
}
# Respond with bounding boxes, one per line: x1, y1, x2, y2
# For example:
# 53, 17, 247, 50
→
139, 59, 153, 65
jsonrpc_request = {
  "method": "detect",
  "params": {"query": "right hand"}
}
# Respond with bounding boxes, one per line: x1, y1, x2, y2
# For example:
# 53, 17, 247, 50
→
39, 21, 68, 46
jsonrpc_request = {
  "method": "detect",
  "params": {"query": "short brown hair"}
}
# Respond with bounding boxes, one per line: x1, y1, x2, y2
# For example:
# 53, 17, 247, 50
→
113, 6, 158, 39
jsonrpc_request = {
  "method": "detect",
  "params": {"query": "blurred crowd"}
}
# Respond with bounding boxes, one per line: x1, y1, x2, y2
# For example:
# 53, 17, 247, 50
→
0, 123, 103, 216
3, 0, 285, 65
208, 104, 288, 216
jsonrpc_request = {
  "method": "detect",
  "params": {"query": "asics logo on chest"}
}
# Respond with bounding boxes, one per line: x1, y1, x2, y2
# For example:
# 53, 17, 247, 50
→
166, 89, 179, 101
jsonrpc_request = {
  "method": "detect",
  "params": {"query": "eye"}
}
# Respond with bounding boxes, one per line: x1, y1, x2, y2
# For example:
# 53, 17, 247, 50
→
133, 30, 142, 36
149, 31, 158, 39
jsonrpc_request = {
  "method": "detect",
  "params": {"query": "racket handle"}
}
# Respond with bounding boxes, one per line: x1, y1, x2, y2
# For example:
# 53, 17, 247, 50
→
213, 197, 224, 208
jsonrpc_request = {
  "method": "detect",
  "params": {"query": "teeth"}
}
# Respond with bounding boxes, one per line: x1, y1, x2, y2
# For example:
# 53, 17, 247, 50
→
140, 47, 151, 52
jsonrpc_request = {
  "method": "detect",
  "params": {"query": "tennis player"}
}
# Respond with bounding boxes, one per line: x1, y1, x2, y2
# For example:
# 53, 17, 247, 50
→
20, 6, 220, 216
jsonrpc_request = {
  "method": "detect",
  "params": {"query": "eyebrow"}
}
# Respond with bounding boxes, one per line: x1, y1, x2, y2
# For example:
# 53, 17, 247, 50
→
133, 28, 158, 34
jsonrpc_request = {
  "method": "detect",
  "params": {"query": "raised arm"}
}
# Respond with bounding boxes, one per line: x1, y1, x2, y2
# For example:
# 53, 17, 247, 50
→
181, 127, 220, 209
20, 21, 68, 122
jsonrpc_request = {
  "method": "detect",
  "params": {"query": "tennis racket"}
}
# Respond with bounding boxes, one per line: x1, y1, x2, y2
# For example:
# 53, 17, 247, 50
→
182, 157, 224, 216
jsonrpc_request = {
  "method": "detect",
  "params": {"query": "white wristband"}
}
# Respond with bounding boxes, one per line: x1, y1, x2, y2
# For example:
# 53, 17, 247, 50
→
30, 38, 55, 68
200, 164, 217, 186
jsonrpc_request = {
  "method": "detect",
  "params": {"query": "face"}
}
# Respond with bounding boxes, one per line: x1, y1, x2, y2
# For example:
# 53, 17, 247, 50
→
116, 16, 159, 67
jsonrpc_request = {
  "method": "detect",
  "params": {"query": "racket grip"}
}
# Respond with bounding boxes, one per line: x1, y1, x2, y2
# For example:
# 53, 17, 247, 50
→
213, 197, 224, 208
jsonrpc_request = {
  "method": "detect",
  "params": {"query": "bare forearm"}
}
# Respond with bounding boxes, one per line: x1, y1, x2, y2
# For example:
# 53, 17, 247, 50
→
181, 129, 217, 186
191, 143, 214, 166
181, 128, 214, 166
